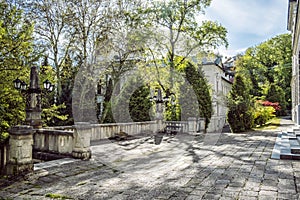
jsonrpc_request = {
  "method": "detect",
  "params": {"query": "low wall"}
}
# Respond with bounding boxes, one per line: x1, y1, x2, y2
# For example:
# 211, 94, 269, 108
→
0, 138, 9, 174
90, 121, 157, 141
165, 121, 188, 132
207, 116, 226, 132
33, 129, 74, 160
33, 119, 207, 160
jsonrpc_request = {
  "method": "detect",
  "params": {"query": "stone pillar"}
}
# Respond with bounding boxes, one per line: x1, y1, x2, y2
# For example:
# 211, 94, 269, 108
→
6, 126, 34, 175
198, 118, 206, 133
72, 122, 91, 160
25, 66, 42, 129
156, 102, 164, 132
188, 117, 197, 133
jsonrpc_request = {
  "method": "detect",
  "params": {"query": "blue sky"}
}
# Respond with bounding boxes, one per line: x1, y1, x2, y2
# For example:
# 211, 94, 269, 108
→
200, 0, 290, 57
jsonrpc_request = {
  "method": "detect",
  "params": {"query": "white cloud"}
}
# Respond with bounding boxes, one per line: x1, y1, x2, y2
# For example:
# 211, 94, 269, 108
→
207, 0, 287, 35
198, 0, 289, 57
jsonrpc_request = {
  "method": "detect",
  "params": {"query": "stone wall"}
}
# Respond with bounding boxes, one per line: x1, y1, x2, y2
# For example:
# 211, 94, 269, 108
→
90, 121, 157, 141
33, 129, 74, 160
1, 119, 206, 175
207, 116, 226, 133
0, 138, 9, 174
4, 126, 34, 175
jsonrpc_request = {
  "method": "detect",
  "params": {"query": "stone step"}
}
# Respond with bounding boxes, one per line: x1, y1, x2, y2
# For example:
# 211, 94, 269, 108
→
280, 153, 300, 160
274, 131, 300, 160
289, 137, 299, 146
291, 147, 300, 154
272, 131, 300, 160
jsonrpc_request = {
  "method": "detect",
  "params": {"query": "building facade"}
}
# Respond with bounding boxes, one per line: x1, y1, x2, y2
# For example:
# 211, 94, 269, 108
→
201, 57, 234, 132
288, 0, 300, 125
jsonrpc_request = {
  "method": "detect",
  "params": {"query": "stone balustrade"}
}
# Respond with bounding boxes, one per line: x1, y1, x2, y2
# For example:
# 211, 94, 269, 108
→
90, 121, 157, 141
33, 129, 74, 160
0, 119, 205, 175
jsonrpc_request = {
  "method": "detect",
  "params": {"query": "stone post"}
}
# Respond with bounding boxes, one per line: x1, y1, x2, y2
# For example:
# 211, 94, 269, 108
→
72, 122, 91, 160
6, 125, 34, 175
197, 118, 205, 133
156, 102, 164, 132
25, 66, 42, 129
188, 117, 197, 133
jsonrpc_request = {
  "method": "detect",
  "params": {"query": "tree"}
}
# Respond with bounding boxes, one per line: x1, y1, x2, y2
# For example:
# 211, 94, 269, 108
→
265, 83, 286, 115
129, 85, 152, 122
227, 74, 253, 133
184, 62, 212, 131
25, 0, 76, 101
0, 2, 34, 138
59, 54, 77, 125
235, 33, 292, 110
110, 73, 152, 123
132, 0, 228, 89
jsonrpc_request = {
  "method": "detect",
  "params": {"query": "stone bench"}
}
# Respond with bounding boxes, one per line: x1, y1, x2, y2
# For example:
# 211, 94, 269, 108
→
164, 124, 182, 135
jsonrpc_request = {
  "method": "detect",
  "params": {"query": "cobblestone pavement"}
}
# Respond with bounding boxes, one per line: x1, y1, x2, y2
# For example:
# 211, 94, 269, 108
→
1, 118, 300, 200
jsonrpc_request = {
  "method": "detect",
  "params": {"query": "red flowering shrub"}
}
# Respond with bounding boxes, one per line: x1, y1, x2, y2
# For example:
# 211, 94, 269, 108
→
258, 100, 281, 111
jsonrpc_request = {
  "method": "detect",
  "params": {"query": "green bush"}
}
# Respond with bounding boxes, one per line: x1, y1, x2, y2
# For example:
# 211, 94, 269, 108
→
227, 100, 253, 132
227, 75, 253, 133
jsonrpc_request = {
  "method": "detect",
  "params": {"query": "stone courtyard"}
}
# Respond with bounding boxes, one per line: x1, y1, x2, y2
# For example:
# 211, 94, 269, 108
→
1, 118, 300, 200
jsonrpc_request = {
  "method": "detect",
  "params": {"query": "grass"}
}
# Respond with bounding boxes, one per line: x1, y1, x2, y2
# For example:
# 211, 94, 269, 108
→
254, 117, 281, 130
45, 193, 73, 199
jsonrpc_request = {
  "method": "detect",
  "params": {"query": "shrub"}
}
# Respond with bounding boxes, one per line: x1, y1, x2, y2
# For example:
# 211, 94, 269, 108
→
227, 75, 253, 133
253, 102, 276, 126
259, 100, 280, 111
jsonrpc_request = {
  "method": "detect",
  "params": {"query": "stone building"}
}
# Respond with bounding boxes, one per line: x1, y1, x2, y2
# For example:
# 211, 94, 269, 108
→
288, 0, 300, 125
201, 56, 234, 132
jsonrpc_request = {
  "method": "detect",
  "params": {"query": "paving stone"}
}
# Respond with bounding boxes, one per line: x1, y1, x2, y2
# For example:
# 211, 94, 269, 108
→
238, 196, 258, 200
190, 189, 207, 196
240, 190, 259, 197
258, 195, 276, 200
202, 193, 221, 200
277, 192, 299, 199
221, 190, 239, 198
258, 190, 277, 196
0, 119, 299, 199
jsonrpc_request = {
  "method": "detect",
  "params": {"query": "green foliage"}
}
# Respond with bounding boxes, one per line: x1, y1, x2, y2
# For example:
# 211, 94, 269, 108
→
45, 193, 72, 199
253, 102, 276, 127
58, 54, 77, 125
102, 101, 115, 123
227, 74, 254, 133
113, 75, 152, 123
40, 63, 55, 108
42, 104, 68, 127
0, 2, 33, 136
184, 62, 212, 130
101, 78, 114, 123
265, 83, 286, 115
127, 0, 227, 91
235, 33, 292, 109
129, 85, 152, 122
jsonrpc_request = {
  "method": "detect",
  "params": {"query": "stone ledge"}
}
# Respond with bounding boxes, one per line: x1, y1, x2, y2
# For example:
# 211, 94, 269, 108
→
272, 131, 300, 160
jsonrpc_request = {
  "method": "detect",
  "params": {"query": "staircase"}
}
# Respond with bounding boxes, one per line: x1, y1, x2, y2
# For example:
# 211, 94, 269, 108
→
272, 129, 300, 160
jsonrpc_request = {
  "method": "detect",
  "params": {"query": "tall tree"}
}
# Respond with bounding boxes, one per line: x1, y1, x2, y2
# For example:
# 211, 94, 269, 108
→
58, 54, 76, 124
0, 2, 34, 137
184, 62, 212, 131
131, 0, 228, 89
69, 0, 112, 66
26, 0, 76, 101
236, 33, 292, 110
227, 74, 253, 132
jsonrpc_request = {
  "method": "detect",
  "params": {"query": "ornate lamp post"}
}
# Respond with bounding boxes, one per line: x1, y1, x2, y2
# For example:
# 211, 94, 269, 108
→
13, 66, 54, 128
150, 88, 175, 131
